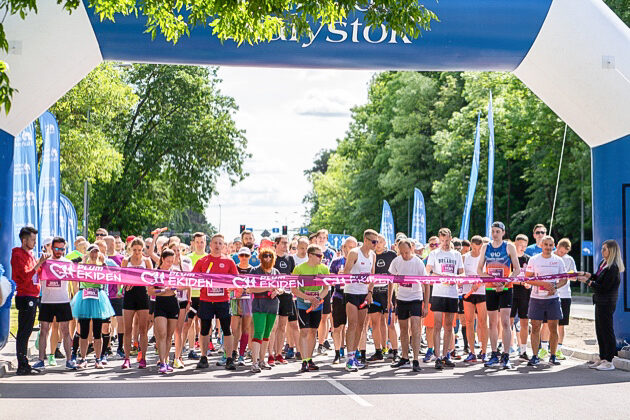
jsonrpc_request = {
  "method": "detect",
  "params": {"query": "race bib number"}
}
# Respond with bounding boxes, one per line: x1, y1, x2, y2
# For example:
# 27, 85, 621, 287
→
208, 288, 224, 297
46, 279, 62, 288
83, 288, 99, 299
488, 267, 505, 277
400, 283, 413, 288
441, 263, 455, 274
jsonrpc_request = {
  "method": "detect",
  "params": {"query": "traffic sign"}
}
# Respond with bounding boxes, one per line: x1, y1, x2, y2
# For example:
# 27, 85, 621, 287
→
327, 234, 350, 250
272, 228, 280, 233
299, 227, 309, 235
582, 241, 593, 256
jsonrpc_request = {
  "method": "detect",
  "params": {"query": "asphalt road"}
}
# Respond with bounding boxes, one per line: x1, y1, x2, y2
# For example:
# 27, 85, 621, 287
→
1, 347, 628, 420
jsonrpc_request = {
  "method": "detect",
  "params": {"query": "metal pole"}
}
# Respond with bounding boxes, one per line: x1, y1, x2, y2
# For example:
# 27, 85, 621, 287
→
82, 180, 89, 237
407, 194, 411, 236
550, 124, 568, 233
580, 167, 585, 293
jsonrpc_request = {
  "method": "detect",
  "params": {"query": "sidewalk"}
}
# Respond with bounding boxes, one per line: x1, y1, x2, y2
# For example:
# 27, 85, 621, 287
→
0, 327, 38, 377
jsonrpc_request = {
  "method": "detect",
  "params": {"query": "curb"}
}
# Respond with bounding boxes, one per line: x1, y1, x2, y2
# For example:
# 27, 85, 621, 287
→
0, 359, 14, 378
562, 346, 599, 362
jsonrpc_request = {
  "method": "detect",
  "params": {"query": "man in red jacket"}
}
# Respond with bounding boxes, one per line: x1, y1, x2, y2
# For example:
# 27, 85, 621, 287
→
11, 226, 50, 375
192, 233, 238, 371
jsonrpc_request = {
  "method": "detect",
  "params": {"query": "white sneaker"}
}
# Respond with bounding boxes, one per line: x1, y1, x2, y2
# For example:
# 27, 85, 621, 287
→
596, 361, 615, 371
588, 359, 604, 369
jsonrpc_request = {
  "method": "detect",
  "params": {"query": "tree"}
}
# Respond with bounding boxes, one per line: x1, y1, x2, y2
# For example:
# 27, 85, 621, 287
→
49, 63, 248, 237
0, 0, 438, 114
92, 64, 248, 234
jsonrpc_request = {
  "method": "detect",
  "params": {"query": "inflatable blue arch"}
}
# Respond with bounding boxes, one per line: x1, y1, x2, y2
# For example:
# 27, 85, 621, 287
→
1, 0, 629, 349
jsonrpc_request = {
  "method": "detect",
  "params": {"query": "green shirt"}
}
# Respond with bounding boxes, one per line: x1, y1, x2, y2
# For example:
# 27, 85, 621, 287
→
292, 262, 329, 310
189, 252, 207, 298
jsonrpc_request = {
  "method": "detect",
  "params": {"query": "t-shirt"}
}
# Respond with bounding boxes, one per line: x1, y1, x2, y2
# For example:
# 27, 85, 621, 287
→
525, 244, 542, 257
462, 252, 484, 295
374, 250, 397, 292
41, 257, 71, 304
65, 250, 84, 262
109, 254, 124, 266
274, 254, 295, 275
329, 257, 346, 296
251, 266, 280, 298
322, 248, 335, 267
11, 247, 40, 297
231, 250, 260, 268
292, 254, 308, 266
193, 255, 238, 302
557, 253, 576, 299
189, 252, 207, 298
292, 263, 330, 311
526, 253, 567, 299
427, 248, 463, 298
388, 255, 426, 301
104, 257, 122, 298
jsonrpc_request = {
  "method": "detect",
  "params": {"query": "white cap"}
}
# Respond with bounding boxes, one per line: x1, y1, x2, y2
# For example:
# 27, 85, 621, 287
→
237, 247, 251, 256
42, 236, 54, 247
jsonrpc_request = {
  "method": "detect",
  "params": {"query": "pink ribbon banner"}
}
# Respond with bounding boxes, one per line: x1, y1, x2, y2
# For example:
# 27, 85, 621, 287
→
40, 261, 575, 289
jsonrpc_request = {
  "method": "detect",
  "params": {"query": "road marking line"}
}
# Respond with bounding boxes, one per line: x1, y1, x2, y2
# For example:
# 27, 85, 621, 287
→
325, 378, 372, 407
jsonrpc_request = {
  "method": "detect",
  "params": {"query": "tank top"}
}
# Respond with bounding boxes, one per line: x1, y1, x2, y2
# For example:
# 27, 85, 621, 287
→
462, 252, 485, 295
127, 258, 149, 294
485, 241, 512, 290
345, 247, 373, 295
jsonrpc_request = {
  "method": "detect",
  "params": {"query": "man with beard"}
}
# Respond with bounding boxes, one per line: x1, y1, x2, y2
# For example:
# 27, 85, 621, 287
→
233, 230, 260, 268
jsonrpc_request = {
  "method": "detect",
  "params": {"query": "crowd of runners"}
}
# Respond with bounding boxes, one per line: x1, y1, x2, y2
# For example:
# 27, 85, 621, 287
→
10, 221, 621, 375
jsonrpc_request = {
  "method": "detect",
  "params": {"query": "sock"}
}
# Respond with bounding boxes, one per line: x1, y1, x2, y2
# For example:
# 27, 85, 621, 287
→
101, 334, 110, 356
360, 350, 366, 359
542, 341, 549, 350
376, 348, 382, 355
56, 342, 61, 350
239, 333, 248, 356
558, 343, 562, 349
392, 349, 398, 356
462, 326, 469, 350
335, 350, 340, 358
72, 332, 80, 355
232, 350, 238, 359
118, 333, 124, 351
519, 344, 526, 354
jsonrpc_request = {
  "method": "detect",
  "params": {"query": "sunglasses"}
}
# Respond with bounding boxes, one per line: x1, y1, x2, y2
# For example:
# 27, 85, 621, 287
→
535, 231, 546, 235
430, 243, 439, 248
95, 233, 106, 237
53, 247, 65, 251
370, 240, 378, 245
310, 253, 323, 258
238, 254, 249, 258
261, 254, 273, 259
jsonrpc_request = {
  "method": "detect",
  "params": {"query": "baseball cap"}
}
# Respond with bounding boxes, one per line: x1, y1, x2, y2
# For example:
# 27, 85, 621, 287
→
491, 221, 506, 231
238, 247, 251, 256
233, 237, 242, 243
87, 244, 99, 252
126, 235, 136, 243
42, 236, 54, 247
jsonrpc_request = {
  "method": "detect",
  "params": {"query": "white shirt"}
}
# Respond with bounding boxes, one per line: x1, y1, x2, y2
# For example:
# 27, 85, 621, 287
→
389, 255, 426, 301
526, 253, 567, 300
427, 249, 464, 298
462, 252, 485, 295
292, 254, 308, 266
41, 257, 71, 304
345, 247, 374, 295
557, 254, 576, 299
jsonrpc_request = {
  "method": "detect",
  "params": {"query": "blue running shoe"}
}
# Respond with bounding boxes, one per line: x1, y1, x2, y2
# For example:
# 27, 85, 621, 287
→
528, 355, 541, 366
500, 353, 512, 369
345, 357, 358, 372
188, 350, 200, 360
66, 360, 78, 370
216, 353, 227, 366
339, 347, 345, 358
464, 353, 477, 363
116, 349, 125, 359
423, 348, 435, 363
484, 352, 500, 367
354, 356, 365, 370
286, 348, 295, 359
32, 359, 45, 369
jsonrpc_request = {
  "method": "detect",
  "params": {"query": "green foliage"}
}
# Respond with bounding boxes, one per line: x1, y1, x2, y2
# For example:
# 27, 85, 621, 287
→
305, 71, 592, 247
50, 63, 248, 237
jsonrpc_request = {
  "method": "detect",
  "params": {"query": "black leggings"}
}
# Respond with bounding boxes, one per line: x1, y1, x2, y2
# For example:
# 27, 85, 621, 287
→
200, 317, 231, 337
78, 318, 104, 340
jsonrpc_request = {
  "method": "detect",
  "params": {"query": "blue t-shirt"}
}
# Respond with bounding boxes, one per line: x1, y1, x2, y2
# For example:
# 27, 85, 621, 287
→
232, 251, 260, 267
329, 256, 346, 297
322, 248, 335, 267
524, 244, 542, 257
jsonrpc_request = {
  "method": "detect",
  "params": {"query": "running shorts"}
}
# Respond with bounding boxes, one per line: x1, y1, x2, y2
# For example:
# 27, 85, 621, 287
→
486, 289, 513, 311
39, 302, 73, 323
396, 300, 422, 320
